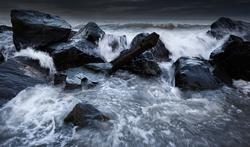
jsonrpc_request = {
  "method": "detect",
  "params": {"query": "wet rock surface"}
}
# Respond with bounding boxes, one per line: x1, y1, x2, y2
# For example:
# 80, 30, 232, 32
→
75, 22, 105, 44
130, 33, 171, 61
120, 51, 161, 76
54, 72, 67, 85
0, 57, 47, 106
208, 17, 250, 40
174, 57, 222, 90
11, 9, 71, 50
111, 32, 160, 74
210, 35, 250, 81
64, 103, 110, 128
49, 39, 105, 71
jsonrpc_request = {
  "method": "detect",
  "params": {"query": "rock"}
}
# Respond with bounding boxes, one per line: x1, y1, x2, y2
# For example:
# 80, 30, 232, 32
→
174, 57, 222, 90
11, 9, 71, 51
210, 35, 250, 81
64, 78, 82, 90
75, 22, 105, 44
80, 77, 99, 89
208, 17, 250, 40
54, 72, 67, 85
84, 63, 113, 73
130, 33, 171, 61
0, 57, 47, 106
64, 103, 109, 128
120, 51, 161, 76
111, 32, 160, 72
0, 25, 12, 33
49, 39, 106, 71
0, 53, 4, 63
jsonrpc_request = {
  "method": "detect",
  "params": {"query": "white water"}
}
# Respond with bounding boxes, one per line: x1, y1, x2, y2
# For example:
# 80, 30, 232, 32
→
0, 25, 250, 147
99, 26, 227, 62
0, 30, 15, 60
14, 48, 56, 75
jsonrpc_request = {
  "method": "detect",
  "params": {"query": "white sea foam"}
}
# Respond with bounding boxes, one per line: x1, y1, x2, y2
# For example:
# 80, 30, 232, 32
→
14, 48, 56, 74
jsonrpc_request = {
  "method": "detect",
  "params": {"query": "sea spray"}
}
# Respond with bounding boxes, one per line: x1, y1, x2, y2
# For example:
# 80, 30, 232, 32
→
99, 34, 128, 62
14, 48, 56, 75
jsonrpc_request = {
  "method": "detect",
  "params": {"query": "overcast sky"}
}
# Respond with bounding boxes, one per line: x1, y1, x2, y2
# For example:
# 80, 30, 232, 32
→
1, 0, 250, 24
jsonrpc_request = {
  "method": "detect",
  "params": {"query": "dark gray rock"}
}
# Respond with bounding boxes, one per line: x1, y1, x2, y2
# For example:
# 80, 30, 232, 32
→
84, 63, 113, 73
130, 33, 171, 61
11, 9, 71, 51
210, 35, 250, 81
111, 32, 160, 75
0, 57, 47, 106
64, 103, 109, 128
75, 22, 105, 44
54, 72, 67, 85
49, 39, 106, 71
120, 50, 161, 76
208, 17, 250, 40
174, 57, 222, 90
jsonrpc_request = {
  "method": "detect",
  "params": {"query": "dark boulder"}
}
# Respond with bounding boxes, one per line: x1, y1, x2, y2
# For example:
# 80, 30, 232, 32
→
49, 39, 105, 71
64, 103, 109, 128
174, 57, 222, 90
208, 17, 250, 40
0, 57, 47, 106
130, 33, 171, 61
120, 50, 161, 76
11, 9, 71, 51
210, 35, 250, 81
75, 22, 105, 44
111, 32, 160, 73
54, 72, 67, 85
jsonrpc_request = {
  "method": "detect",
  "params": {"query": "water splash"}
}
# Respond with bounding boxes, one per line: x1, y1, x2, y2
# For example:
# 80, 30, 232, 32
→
14, 48, 56, 75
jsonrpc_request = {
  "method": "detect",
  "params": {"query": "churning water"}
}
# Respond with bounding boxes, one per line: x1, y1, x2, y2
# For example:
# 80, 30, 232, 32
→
0, 23, 250, 147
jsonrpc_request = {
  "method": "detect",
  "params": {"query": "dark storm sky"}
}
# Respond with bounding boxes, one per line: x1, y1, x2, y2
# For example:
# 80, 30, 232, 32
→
1, 0, 250, 23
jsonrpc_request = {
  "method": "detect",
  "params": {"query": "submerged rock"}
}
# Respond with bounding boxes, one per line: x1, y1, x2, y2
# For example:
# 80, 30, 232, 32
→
130, 33, 171, 61
54, 72, 67, 85
49, 39, 105, 71
208, 17, 250, 40
84, 63, 113, 73
111, 32, 160, 74
105, 34, 127, 52
174, 57, 222, 90
64, 78, 82, 90
210, 35, 250, 81
0, 57, 47, 105
11, 9, 71, 50
64, 103, 109, 128
75, 22, 105, 44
